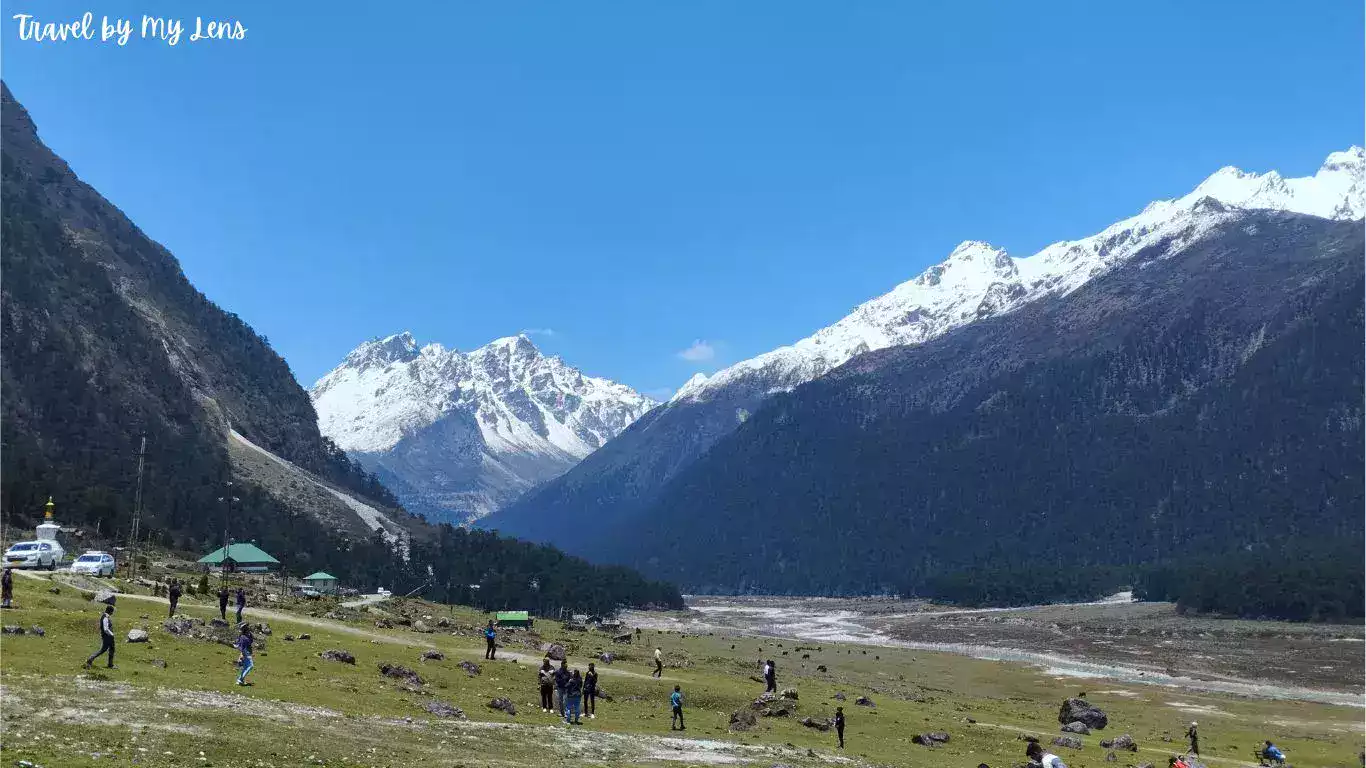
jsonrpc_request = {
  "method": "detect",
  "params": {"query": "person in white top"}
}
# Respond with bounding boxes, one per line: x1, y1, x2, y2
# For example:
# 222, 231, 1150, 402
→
652, 647, 663, 678
1027, 740, 1067, 768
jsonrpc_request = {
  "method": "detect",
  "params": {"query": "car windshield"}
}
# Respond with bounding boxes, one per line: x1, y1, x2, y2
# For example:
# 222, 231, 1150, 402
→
76, 555, 101, 563
7, 543, 36, 552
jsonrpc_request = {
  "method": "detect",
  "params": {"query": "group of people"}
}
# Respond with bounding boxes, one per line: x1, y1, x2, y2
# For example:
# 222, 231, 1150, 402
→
537, 657, 599, 724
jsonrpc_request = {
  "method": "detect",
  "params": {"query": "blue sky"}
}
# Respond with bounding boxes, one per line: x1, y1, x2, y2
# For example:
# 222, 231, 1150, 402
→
5, 1, 1361, 399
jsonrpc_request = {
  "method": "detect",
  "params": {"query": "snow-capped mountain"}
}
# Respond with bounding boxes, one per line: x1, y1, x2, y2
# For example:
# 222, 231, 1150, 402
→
675, 147, 1365, 405
311, 332, 655, 523
484, 147, 1364, 556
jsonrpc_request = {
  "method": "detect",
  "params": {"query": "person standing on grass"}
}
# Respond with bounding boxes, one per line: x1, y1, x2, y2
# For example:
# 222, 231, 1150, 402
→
217, 586, 230, 621
554, 659, 571, 718
168, 579, 182, 617
652, 647, 663, 678
84, 605, 117, 669
1186, 722, 1199, 756
834, 706, 845, 749
764, 659, 777, 693
484, 620, 498, 660
538, 658, 555, 712
564, 669, 584, 725
669, 685, 685, 731
235, 624, 255, 686
235, 586, 246, 624
1, 567, 13, 608
584, 662, 599, 719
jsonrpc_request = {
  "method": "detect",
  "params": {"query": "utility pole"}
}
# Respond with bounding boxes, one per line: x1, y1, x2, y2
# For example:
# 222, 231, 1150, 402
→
218, 480, 239, 572
127, 435, 146, 579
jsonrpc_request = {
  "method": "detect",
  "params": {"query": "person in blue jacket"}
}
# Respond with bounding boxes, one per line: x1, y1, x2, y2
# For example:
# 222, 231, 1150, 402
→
670, 685, 685, 731
484, 620, 498, 660
235, 624, 255, 686
1261, 741, 1286, 765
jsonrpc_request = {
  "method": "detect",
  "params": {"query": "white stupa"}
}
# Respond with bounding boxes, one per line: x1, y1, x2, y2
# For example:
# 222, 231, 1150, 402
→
35, 497, 60, 542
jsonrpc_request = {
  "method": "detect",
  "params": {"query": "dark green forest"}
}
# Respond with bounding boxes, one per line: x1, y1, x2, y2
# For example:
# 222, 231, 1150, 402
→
0, 82, 681, 615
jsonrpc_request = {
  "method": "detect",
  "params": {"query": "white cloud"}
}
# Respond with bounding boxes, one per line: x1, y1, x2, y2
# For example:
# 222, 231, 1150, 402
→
676, 339, 716, 362
520, 328, 557, 337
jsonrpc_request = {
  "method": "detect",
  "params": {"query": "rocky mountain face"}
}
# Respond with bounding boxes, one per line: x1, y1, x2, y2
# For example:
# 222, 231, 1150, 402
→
624, 210, 1363, 592
484, 149, 1365, 559
0, 81, 410, 550
310, 333, 655, 523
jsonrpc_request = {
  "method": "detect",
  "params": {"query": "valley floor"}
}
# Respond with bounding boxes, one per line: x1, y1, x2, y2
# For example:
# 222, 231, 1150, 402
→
2, 573, 1361, 768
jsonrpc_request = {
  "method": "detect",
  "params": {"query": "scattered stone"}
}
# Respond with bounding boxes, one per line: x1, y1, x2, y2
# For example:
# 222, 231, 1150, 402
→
833, 692, 846, 701
378, 662, 424, 686
92, 590, 117, 606
299, 633, 311, 640
612, 633, 632, 644
162, 617, 200, 636
751, 693, 797, 717
422, 700, 467, 719
29, 626, 45, 637
421, 650, 445, 661
800, 716, 831, 732
488, 697, 517, 716
1053, 736, 1083, 750
209, 618, 229, 628
412, 620, 432, 633
127, 629, 149, 643
2, 626, 24, 635
320, 649, 356, 664
912, 732, 951, 747
149, 659, 168, 669
374, 618, 394, 629
47, 586, 60, 594
855, 696, 875, 707
1058, 697, 1108, 730
255, 623, 272, 636
728, 708, 758, 732
542, 643, 567, 661
1100, 734, 1137, 751
598, 652, 615, 664
1105, 751, 1117, 762
816, 665, 827, 672
284, 635, 295, 642
1062, 721, 1091, 735
456, 660, 481, 677
435, 617, 451, 628
780, 688, 799, 700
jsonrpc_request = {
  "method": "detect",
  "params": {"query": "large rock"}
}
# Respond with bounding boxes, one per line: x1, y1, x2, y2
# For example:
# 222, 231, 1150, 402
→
542, 643, 567, 661
457, 660, 481, 677
855, 696, 875, 707
780, 688, 799, 700
1053, 736, 1084, 750
420, 650, 445, 662
126, 629, 149, 643
320, 649, 356, 664
751, 693, 796, 718
800, 716, 830, 732
1100, 734, 1137, 751
1, 626, 24, 635
612, 633, 632, 644
422, 700, 467, 720
92, 590, 117, 606
1061, 721, 1091, 735
378, 662, 424, 686
411, 620, 432, 633
1058, 697, 1107, 730
728, 708, 758, 732
162, 617, 200, 636
913, 732, 951, 747
488, 697, 517, 716
598, 652, 615, 664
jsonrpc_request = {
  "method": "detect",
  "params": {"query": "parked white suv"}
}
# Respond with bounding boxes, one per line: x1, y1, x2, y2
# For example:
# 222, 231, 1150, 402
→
4, 540, 63, 570
71, 551, 116, 577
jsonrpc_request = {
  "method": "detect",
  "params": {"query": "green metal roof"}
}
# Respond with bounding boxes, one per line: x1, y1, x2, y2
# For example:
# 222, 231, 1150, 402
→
496, 611, 529, 621
302, 572, 337, 581
198, 543, 280, 565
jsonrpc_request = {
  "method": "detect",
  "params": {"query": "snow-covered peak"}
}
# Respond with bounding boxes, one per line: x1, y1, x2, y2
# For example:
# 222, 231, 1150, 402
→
674, 148, 1364, 405
342, 331, 420, 370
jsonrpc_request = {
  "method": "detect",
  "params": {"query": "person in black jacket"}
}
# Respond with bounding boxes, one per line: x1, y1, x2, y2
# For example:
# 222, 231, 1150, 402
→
764, 659, 777, 693
1, 567, 13, 608
564, 669, 584, 724
1186, 722, 1199, 756
538, 658, 555, 712
834, 706, 845, 749
584, 662, 599, 718
168, 579, 182, 618
553, 660, 571, 718
84, 605, 117, 669
235, 587, 246, 624
217, 586, 230, 621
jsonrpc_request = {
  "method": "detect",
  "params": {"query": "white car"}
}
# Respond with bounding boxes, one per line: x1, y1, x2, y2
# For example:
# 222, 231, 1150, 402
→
4, 540, 63, 570
71, 551, 116, 577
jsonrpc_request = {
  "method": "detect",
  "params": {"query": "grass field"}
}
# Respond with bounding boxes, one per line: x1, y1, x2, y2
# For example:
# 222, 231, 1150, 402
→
1, 571, 1360, 767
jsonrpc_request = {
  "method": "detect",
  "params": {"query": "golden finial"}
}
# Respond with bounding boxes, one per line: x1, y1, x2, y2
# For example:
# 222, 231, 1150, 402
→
43, 497, 54, 520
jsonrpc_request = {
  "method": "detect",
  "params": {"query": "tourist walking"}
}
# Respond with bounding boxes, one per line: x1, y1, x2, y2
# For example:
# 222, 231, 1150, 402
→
764, 659, 777, 693
234, 587, 246, 624
84, 605, 117, 669
484, 620, 498, 660
835, 706, 845, 749
217, 586, 230, 620
168, 579, 182, 617
669, 685, 685, 731
1, 567, 13, 608
652, 647, 663, 678
1186, 722, 1199, 756
584, 662, 599, 718
538, 659, 555, 712
554, 659, 571, 717
235, 624, 255, 685
564, 669, 584, 724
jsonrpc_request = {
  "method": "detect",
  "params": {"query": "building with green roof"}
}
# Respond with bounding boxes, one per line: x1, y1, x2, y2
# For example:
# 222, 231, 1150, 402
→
301, 571, 339, 594
496, 610, 532, 628
198, 542, 280, 573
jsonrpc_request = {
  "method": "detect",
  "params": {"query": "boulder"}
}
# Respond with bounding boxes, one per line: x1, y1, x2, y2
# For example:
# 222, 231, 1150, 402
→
149, 659, 167, 669
913, 732, 951, 746
780, 688, 799, 700
1099, 734, 1137, 751
374, 618, 394, 629
816, 665, 828, 672
162, 617, 199, 636
728, 708, 758, 732
456, 660, 481, 677
284, 635, 295, 642
800, 716, 831, 732
1052, 736, 1083, 750
833, 692, 846, 701
209, 618, 229, 628
421, 650, 445, 662
542, 643, 567, 661
127, 629, 149, 643
612, 633, 632, 644
1058, 697, 1108, 730
412, 621, 432, 633
47, 586, 60, 595
320, 649, 356, 664
299, 633, 311, 640
488, 697, 517, 716
422, 700, 467, 719
855, 696, 875, 707
1, 626, 24, 635
1105, 751, 1117, 762
1061, 721, 1091, 735
435, 617, 451, 628
92, 590, 117, 606
751, 693, 797, 717
598, 652, 615, 664
378, 662, 424, 686
29, 626, 45, 637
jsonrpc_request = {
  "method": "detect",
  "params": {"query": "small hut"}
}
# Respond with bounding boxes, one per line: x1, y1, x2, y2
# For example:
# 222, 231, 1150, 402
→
198, 542, 280, 573
301, 571, 339, 595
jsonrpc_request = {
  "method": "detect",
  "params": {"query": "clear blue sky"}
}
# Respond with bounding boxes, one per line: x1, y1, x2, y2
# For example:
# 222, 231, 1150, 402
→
5, 0, 1361, 399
